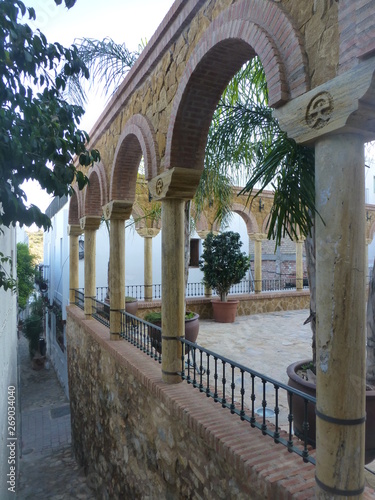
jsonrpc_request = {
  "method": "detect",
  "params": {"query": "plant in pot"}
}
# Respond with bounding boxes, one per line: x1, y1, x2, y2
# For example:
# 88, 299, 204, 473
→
125, 296, 138, 315
199, 231, 250, 323
23, 294, 45, 369
144, 310, 199, 354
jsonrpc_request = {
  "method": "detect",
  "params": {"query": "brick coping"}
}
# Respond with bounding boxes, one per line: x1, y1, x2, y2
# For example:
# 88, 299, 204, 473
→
139, 289, 310, 309
67, 305, 375, 498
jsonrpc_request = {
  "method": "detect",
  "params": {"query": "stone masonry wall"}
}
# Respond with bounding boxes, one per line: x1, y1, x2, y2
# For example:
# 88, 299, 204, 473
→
67, 305, 318, 499
136, 290, 310, 321
87, 0, 340, 192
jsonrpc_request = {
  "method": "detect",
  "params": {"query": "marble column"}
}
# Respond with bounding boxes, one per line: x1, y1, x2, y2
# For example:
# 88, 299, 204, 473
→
295, 237, 305, 291
68, 224, 82, 304
250, 233, 267, 293
103, 201, 132, 340
80, 216, 101, 318
161, 199, 185, 384
136, 228, 160, 302
315, 134, 366, 499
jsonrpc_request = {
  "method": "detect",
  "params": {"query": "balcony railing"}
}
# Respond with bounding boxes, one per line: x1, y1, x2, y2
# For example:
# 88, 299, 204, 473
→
74, 289, 84, 310
115, 308, 315, 465
92, 277, 309, 302
179, 337, 316, 465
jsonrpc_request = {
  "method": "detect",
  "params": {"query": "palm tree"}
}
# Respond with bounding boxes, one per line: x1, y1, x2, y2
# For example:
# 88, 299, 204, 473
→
67, 38, 320, 359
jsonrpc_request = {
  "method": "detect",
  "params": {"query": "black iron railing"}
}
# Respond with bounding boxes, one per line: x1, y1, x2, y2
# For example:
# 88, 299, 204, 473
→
120, 311, 162, 363
179, 337, 316, 465
94, 278, 309, 302
91, 299, 110, 327
74, 289, 84, 310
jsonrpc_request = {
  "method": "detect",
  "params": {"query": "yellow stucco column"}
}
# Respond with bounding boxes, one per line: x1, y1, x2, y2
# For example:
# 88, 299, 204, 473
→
315, 134, 366, 499
161, 199, 185, 384
68, 224, 82, 304
197, 230, 219, 297
250, 233, 267, 293
103, 201, 132, 340
148, 167, 202, 384
295, 237, 305, 291
136, 228, 160, 302
80, 216, 101, 318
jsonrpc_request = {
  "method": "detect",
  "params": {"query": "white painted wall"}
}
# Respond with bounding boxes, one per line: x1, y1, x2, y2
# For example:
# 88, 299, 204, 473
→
0, 226, 18, 500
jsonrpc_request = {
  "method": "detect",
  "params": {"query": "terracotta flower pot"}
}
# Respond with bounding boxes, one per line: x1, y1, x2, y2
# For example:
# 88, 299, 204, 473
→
287, 360, 375, 464
211, 300, 239, 323
146, 312, 200, 354
125, 298, 138, 316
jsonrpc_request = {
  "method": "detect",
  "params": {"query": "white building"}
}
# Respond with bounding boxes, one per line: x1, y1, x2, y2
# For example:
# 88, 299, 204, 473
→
0, 225, 18, 500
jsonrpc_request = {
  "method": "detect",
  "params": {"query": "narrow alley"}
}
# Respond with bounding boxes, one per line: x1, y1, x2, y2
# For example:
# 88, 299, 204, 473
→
17, 335, 95, 499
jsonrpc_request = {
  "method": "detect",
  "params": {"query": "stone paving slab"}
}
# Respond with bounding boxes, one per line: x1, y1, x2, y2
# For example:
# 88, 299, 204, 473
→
16, 335, 96, 499
15, 310, 375, 495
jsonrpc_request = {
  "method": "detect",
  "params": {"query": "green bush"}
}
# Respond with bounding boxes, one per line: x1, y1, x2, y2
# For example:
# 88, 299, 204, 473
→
199, 231, 251, 302
23, 295, 44, 358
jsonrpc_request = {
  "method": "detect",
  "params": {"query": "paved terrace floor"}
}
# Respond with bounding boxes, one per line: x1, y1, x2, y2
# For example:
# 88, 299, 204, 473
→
16, 309, 375, 497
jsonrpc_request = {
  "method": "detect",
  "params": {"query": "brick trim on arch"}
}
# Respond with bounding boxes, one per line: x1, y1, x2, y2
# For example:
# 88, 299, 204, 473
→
110, 115, 160, 203
68, 187, 82, 226
82, 163, 108, 218
165, 0, 309, 172
231, 202, 260, 234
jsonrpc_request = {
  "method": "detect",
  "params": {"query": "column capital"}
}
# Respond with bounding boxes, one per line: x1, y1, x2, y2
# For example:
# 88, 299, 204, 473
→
294, 236, 306, 244
197, 230, 219, 239
148, 167, 202, 201
79, 216, 101, 231
103, 200, 133, 221
68, 224, 83, 237
249, 232, 267, 242
136, 227, 160, 238
274, 56, 375, 145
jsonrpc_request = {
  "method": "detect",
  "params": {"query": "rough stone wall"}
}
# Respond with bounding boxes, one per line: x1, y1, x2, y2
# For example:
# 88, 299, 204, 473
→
85, 0, 341, 198
67, 305, 318, 500
136, 291, 310, 320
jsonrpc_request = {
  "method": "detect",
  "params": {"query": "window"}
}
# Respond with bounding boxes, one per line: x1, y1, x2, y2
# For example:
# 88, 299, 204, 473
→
189, 238, 200, 267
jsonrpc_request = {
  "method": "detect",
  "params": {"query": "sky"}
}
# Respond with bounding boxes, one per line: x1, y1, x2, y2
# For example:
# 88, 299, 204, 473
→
22, 0, 175, 219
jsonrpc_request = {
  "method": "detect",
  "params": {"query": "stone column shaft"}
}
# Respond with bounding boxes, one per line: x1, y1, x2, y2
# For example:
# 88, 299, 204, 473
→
295, 239, 304, 291
315, 134, 365, 499
161, 199, 185, 384
251, 233, 266, 293
68, 225, 81, 304
109, 218, 125, 340
84, 228, 96, 318
144, 236, 153, 301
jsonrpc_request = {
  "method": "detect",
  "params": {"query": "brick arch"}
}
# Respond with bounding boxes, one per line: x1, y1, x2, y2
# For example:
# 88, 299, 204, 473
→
83, 163, 107, 217
110, 115, 159, 202
165, 0, 309, 172
68, 187, 82, 226
194, 212, 221, 234
231, 203, 259, 234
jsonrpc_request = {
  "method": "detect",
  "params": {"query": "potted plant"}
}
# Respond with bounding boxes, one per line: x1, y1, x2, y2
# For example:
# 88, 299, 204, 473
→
199, 231, 250, 323
23, 294, 45, 370
125, 296, 138, 315
286, 231, 375, 464
144, 310, 199, 354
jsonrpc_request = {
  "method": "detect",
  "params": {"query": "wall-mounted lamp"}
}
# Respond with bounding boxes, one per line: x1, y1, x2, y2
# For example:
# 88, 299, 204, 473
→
367, 211, 372, 222
259, 198, 265, 212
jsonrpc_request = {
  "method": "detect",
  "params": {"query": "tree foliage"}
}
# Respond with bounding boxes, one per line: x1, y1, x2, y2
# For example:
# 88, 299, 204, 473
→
66, 37, 140, 106
16, 242, 35, 309
0, 0, 100, 232
199, 231, 250, 302
204, 57, 316, 245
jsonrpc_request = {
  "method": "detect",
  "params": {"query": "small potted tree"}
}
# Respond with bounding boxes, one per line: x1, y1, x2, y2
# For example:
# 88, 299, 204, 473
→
199, 231, 250, 323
